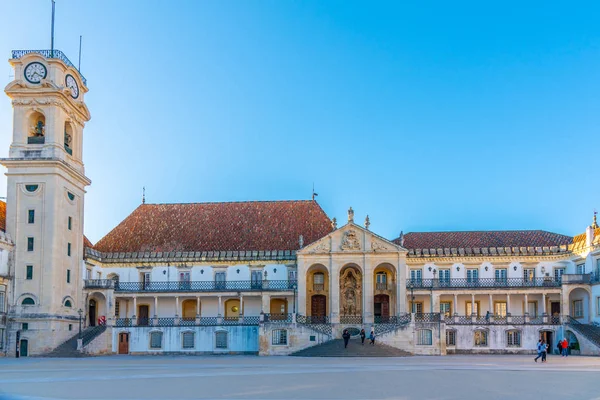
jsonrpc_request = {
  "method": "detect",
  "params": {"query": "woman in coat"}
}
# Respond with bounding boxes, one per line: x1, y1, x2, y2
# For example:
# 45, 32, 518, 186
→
342, 329, 351, 348
360, 329, 366, 345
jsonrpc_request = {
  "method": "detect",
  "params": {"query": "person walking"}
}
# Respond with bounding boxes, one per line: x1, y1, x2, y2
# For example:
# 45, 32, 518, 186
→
541, 340, 548, 363
534, 339, 543, 362
556, 340, 562, 356
360, 329, 366, 345
561, 338, 569, 357
342, 329, 351, 349
369, 330, 376, 345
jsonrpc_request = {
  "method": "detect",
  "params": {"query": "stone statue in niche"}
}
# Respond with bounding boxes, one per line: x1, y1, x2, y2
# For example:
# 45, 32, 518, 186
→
340, 267, 362, 316
340, 229, 361, 251
31, 120, 45, 137
64, 131, 72, 148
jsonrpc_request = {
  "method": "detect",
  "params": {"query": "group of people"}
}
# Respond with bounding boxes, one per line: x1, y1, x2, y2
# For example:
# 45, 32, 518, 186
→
534, 338, 570, 363
342, 328, 375, 348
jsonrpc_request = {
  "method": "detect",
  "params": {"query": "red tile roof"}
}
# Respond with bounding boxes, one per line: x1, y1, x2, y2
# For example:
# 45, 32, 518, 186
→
94, 200, 332, 253
0, 200, 5, 232
83, 235, 93, 249
395, 230, 572, 249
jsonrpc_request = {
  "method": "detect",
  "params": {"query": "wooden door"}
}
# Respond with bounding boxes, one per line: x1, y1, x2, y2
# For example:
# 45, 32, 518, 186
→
138, 305, 149, 326
118, 333, 129, 354
89, 299, 97, 326
374, 294, 389, 318
311, 295, 326, 322
19, 339, 28, 357
551, 302, 561, 323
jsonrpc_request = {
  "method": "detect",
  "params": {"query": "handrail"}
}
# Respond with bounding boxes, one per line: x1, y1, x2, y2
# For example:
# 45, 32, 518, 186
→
407, 277, 560, 289
85, 279, 296, 292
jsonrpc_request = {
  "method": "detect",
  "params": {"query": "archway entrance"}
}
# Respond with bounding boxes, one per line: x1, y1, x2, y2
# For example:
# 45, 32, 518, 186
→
182, 299, 197, 320
225, 299, 241, 318
19, 339, 28, 357
568, 287, 590, 322
118, 332, 129, 354
374, 294, 390, 319
540, 331, 554, 354
89, 299, 97, 326
138, 305, 150, 326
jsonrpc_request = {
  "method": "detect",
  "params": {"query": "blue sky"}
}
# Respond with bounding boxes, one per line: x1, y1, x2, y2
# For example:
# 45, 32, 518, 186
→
1, 1, 599, 243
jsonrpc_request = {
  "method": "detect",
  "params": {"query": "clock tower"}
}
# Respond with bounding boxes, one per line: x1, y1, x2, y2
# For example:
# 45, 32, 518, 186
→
1, 50, 91, 356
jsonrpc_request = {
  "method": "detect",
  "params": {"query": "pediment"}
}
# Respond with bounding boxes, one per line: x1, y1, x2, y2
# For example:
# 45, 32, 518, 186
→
299, 222, 406, 255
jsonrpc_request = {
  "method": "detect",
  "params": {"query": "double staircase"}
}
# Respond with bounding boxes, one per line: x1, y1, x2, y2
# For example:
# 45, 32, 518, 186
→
41, 325, 106, 357
292, 339, 411, 357
565, 317, 600, 351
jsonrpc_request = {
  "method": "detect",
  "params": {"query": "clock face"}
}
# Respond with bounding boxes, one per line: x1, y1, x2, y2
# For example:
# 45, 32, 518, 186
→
24, 62, 47, 84
65, 74, 79, 99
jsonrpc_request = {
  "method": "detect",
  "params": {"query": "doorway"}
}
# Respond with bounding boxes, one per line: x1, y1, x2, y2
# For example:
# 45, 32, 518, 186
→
550, 302, 561, 323
138, 305, 150, 326
118, 332, 129, 354
19, 339, 28, 357
374, 294, 390, 319
311, 295, 326, 322
89, 299, 97, 326
540, 331, 553, 354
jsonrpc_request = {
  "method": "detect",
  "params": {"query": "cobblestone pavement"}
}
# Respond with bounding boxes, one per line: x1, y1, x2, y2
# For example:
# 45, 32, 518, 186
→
0, 355, 599, 400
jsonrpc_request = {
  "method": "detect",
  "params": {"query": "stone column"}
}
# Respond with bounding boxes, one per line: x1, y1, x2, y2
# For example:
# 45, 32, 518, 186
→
297, 259, 307, 316
453, 294, 458, 316
132, 296, 137, 326
507, 293, 511, 314
431, 292, 440, 315
363, 258, 374, 324
542, 293, 547, 323
261, 293, 270, 314
488, 294, 493, 314
217, 296, 222, 316
397, 256, 407, 315
330, 260, 340, 324
154, 296, 158, 319
196, 296, 201, 324
239, 294, 244, 323
471, 294, 476, 322
524, 293, 529, 323
175, 296, 180, 325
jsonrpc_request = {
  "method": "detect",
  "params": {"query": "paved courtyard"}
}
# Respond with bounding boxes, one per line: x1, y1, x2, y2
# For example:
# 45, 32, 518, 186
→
0, 355, 599, 400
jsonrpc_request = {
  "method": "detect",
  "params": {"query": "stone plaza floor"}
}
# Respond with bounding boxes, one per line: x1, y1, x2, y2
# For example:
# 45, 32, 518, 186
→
0, 354, 599, 400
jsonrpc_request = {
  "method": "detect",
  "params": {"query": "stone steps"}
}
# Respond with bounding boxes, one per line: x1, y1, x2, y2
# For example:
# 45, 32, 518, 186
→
40, 326, 105, 358
291, 339, 412, 357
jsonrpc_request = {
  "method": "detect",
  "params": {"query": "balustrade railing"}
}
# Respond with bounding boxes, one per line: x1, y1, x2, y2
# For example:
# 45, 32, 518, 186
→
264, 313, 293, 323
93, 280, 296, 292
115, 318, 132, 327
312, 283, 325, 292
414, 313, 441, 323
12, 49, 87, 85
340, 315, 363, 324
296, 315, 330, 324
375, 282, 391, 291
407, 277, 560, 289
561, 274, 591, 284
445, 315, 562, 325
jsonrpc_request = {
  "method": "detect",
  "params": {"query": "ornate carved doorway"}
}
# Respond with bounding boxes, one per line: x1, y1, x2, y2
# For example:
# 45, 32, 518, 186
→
340, 265, 362, 320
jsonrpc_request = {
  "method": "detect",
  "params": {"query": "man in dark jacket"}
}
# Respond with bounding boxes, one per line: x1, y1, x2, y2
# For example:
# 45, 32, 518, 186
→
342, 329, 351, 348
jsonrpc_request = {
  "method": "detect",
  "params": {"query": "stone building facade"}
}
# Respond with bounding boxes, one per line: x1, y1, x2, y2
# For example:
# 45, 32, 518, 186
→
1, 49, 599, 357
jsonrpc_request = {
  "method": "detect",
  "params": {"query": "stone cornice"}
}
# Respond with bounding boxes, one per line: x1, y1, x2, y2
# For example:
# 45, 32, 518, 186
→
406, 254, 569, 264
0, 157, 91, 187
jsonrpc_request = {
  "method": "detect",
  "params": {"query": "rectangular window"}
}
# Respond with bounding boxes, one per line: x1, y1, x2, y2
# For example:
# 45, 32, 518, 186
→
22, 323, 29, 331
66, 269, 71, 284
410, 269, 422, 285
474, 331, 488, 346
411, 302, 423, 313
67, 243, 71, 257
554, 268, 565, 282
597, 297, 600, 316
27, 210, 35, 224
141, 272, 151, 290
438, 269, 450, 285
440, 302, 452, 317
86, 269, 91, 280
115, 301, 120, 318
417, 329, 433, 345
495, 268, 507, 283
68, 216, 72, 230
68, 324, 73, 331
26, 265, 33, 280
215, 331, 228, 349
507, 330, 521, 347
96, 271, 101, 279
215, 272, 226, 290
467, 269, 479, 282
288, 270, 297, 281
272, 329, 288, 345
466, 301, 480, 316
0, 328, 3, 350
182, 332, 195, 349
527, 301, 537, 317
27, 237, 34, 252
573, 300, 583, 318
576, 264, 585, 274
0, 292, 4, 313
494, 302, 507, 317
179, 271, 191, 290
523, 269, 535, 282
446, 330, 456, 346
313, 273, 324, 284
150, 332, 163, 349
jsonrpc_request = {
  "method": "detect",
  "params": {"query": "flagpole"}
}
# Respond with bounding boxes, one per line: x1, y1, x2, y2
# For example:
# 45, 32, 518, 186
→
50, 0, 56, 57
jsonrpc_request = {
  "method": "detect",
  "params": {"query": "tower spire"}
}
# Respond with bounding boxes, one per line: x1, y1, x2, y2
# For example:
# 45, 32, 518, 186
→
593, 209, 598, 229
142, 187, 146, 204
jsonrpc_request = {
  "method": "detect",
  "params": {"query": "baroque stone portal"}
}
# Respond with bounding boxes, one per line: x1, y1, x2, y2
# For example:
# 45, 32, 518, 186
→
340, 266, 362, 316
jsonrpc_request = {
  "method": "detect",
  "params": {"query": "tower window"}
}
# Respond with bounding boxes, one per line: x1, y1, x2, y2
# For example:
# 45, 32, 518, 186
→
67, 269, 71, 283
22, 323, 29, 331
67, 192, 75, 201
25, 184, 38, 192
28, 210, 35, 224
64, 300, 72, 308
21, 297, 35, 305
27, 237, 34, 252
67, 243, 71, 257
68, 217, 72, 230
26, 265, 33, 280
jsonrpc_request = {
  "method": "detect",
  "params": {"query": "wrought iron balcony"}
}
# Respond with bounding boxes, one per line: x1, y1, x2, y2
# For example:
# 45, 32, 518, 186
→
12, 49, 87, 85
340, 315, 363, 324
406, 277, 561, 290
84, 279, 297, 293
312, 283, 325, 292
443, 314, 563, 325
375, 282, 391, 291
561, 273, 593, 284
114, 316, 260, 327
263, 313, 293, 323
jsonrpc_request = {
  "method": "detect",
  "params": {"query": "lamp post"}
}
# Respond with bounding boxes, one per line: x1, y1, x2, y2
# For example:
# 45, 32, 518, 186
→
77, 308, 83, 339
292, 283, 298, 314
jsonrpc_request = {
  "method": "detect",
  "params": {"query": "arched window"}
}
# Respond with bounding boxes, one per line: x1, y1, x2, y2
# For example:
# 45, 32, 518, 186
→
417, 329, 433, 345
64, 122, 73, 155
22, 297, 35, 305
149, 331, 163, 349
313, 273, 324, 291
182, 331, 195, 349
474, 330, 488, 347
506, 330, 521, 347
215, 331, 228, 349
28, 111, 46, 144
64, 299, 72, 308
